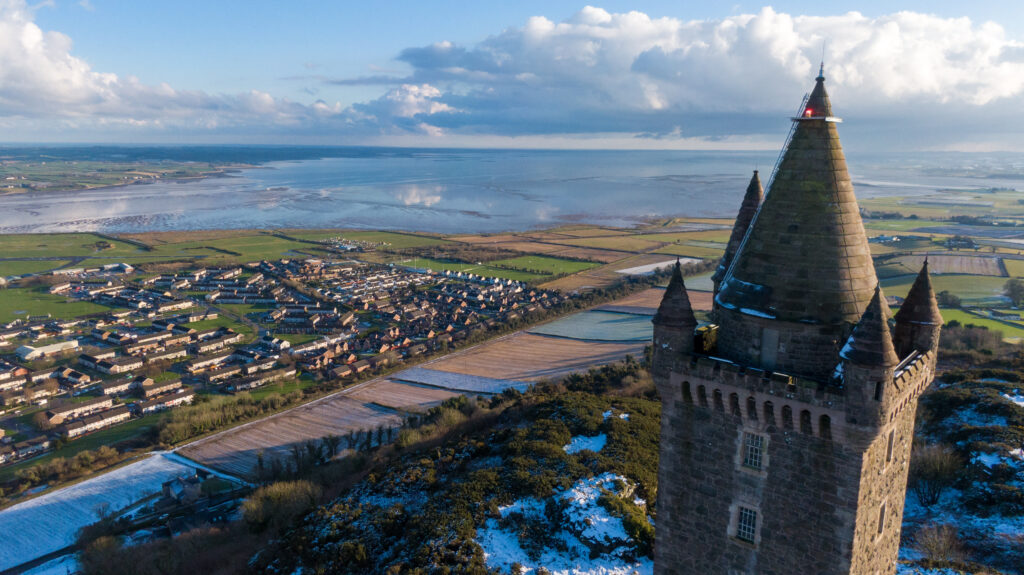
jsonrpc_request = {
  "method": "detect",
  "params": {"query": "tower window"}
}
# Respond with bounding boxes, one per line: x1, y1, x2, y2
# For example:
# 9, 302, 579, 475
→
800, 410, 813, 435
874, 381, 883, 401
877, 503, 886, 534
730, 393, 741, 417
782, 405, 793, 430
819, 414, 832, 440
763, 401, 775, 425
683, 381, 693, 404
742, 433, 764, 470
885, 430, 895, 462
714, 390, 724, 412
737, 507, 758, 543
747, 397, 758, 420
697, 385, 708, 407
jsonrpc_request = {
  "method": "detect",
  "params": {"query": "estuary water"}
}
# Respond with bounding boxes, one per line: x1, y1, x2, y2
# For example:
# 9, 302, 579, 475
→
1, 148, 1023, 234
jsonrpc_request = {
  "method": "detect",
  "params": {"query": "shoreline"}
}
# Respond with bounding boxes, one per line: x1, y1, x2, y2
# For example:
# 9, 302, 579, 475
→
0, 163, 259, 198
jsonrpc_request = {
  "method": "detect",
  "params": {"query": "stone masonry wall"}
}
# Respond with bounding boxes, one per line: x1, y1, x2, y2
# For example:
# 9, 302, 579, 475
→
655, 367, 866, 575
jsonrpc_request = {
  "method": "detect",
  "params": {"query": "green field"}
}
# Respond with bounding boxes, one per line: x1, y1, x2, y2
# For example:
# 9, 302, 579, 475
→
187, 316, 254, 335
653, 243, 724, 259
149, 234, 319, 263
0, 287, 109, 322
245, 378, 315, 401
0, 233, 142, 259
882, 274, 1009, 303
398, 258, 547, 282
936, 308, 1024, 339
0, 260, 70, 277
1003, 259, 1024, 277
337, 231, 450, 249
550, 235, 662, 253
274, 332, 321, 345
489, 255, 598, 275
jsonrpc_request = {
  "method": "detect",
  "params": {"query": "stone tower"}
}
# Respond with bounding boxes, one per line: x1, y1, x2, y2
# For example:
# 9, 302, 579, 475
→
652, 68, 940, 575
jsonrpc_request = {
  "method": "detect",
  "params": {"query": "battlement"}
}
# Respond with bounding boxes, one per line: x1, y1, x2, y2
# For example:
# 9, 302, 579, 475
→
887, 350, 935, 425
683, 354, 846, 411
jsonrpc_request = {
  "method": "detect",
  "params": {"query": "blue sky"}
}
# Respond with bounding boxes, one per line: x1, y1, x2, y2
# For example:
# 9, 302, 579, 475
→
6, 1, 1024, 149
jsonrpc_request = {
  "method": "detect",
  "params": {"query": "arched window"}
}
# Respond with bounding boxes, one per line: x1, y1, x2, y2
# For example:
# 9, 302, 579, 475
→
713, 390, 724, 412
874, 381, 883, 401
819, 414, 832, 440
800, 410, 813, 435
697, 385, 708, 408
730, 393, 741, 417
682, 381, 693, 404
782, 405, 793, 430
747, 397, 758, 420
763, 401, 775, 426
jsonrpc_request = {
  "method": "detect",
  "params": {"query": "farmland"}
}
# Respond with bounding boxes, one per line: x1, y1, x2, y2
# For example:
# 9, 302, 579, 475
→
0, 287, 108, 323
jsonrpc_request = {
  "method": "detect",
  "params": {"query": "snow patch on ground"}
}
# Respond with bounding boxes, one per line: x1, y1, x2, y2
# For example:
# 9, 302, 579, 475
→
904, 487, 1024, 540
895, 566, 964, 575
0, 452, 239, 571
476, 473, 652, 575
615, 260, 698, 276
602, 410, 630, 421
563, 434, 608, 455
1002, 390, 1024, 408
946, 406, 1008, 428
396, 367, 532, 394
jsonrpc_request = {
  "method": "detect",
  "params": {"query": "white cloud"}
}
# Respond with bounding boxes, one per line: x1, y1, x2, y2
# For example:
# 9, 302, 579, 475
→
0, 2, 1023, 147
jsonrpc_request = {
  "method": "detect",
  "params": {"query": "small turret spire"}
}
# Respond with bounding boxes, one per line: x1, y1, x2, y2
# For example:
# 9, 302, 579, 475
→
894, 260, 942, 327
840, 286, 899, 367
654, 260, 697, 328
712, 170, 763, 295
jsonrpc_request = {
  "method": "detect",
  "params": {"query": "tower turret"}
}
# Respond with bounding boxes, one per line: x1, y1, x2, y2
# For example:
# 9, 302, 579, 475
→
652, 260, 697, 379
893, 260, 943, 357
840, 286, 899, 429
712, 170, 763, 297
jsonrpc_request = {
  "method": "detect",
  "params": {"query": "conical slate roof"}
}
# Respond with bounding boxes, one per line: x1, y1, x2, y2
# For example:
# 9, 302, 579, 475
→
840, 286, 899, 367
712, 170, 763, 290
654, 260, 697, 328
894, 260, 942, 326
804, 64, 832, 118
716, 70, 876, 325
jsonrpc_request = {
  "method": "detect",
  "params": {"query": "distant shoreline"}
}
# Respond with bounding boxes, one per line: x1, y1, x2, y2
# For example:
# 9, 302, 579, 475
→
0, 163, 259, 197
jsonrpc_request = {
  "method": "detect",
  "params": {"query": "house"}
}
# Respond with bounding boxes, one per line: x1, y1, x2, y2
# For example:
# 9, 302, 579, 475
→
97, 355, 144, 375
134, 389, 195, 414
136, 377, 183, 398
12, 436, 51, 459
229, 368, 296, 392
100, 379, 135, 396
64, 406, 132, 438
78, 350, 118, 369
144, 345, 190, 363
185, 351, 233, 373
46, 396, 114, 425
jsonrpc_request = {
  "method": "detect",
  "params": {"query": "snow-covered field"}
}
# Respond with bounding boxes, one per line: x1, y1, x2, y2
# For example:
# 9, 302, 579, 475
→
615, 260, 699, 276
477, 473, 653, 575
0, 452, 227, 572
395, 366, 532, 393
563, 434, 608, 455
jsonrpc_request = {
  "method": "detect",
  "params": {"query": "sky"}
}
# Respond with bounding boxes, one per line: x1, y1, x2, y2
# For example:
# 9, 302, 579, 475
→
3, 0, 1024, 150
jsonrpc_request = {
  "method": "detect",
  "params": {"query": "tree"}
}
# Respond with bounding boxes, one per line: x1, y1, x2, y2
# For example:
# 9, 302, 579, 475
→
1005, 278, 1024, 307
936, 290, 961, 309
909, 443, 962, 507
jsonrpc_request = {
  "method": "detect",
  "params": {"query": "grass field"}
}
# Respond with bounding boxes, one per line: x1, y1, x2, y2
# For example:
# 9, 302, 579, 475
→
489, 255, 599, 275
187, 316, 253, 335
397, 258, 547, 282
0, 233, 142, 259
246, 378, 316, 401
273, 332, 321, 345
0, 261, 70, 277
937, 308, 1024, 339
338, 230, 449, 249
0, 415, 159, 482
0, 287, 108, 322
881, 274, 1009, 303
1004, 259, 1024, 277
549, 235, 663, 253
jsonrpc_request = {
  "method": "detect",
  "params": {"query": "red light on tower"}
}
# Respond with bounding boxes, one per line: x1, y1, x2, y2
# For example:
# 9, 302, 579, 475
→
804, 108, 814, 117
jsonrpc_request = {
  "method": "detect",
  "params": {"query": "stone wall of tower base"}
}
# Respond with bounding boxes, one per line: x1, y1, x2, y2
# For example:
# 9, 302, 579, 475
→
655, 368, 864, 575
654, 355, 934, 575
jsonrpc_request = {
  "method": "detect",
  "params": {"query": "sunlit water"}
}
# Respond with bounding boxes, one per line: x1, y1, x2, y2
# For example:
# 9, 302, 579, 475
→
2, 149, 1024, 233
